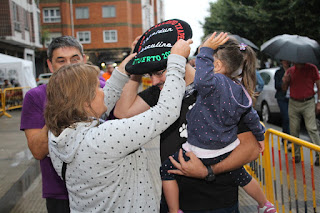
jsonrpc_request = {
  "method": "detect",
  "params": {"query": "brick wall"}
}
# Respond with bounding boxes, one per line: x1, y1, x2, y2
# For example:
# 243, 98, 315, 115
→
0, 0, 12, 36
40, 1, 143, 50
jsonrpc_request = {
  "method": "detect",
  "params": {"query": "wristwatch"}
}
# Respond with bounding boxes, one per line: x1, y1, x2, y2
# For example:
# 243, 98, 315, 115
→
205, 165, 215, 182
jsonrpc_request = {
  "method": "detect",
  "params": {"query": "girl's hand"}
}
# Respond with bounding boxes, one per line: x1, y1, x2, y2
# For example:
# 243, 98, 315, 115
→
203, 32, 229, 50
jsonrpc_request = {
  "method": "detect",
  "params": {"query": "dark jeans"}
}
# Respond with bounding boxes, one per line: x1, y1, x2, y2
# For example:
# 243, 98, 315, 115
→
46, 198, 70, 213
277, 98, 290, 135
183, 204, 239, 213
160, 197, 239, 213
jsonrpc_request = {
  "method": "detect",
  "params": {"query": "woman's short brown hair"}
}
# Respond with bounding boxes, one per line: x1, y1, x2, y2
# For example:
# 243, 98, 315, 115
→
45, 63, 100, 136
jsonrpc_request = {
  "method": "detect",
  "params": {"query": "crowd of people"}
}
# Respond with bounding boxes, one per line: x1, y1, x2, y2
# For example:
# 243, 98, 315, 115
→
19, 18, 320, 213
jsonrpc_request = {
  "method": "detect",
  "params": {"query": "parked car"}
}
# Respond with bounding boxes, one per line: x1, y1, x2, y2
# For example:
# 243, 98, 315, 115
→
254, 67, 319, 124
36, 73, 52, 86
254, 67, 280, 123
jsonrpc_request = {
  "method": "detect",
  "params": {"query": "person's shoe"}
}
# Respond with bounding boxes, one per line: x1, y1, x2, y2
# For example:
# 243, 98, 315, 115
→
258, 201, 277, 213
287, 143, 292, 152
294, 156, 301, 163
315, 157, 319, 166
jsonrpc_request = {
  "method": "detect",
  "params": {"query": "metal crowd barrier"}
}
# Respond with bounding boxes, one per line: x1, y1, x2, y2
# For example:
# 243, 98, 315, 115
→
0, 87, 30, 118
246, 128, 320, 212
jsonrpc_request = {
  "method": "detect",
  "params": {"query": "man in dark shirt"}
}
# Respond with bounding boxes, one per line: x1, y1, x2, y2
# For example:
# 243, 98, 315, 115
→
114, 63, 260, 212
274, 60, 290, 143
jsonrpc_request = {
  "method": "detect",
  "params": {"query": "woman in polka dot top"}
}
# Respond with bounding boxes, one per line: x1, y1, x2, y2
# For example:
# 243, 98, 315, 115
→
161, 33, 277, 213
45, 39, 193, 212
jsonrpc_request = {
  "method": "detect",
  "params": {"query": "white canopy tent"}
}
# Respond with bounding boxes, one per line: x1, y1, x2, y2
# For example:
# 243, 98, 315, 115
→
0, 53, 37, 94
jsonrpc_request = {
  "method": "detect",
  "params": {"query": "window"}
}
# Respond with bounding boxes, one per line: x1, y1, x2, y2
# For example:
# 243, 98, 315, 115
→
12, 2, 21, 31
102, 6, 115, 18
75, 7, 89, 19
44, 32, 62, 47
26, 54, 33, 61
260, 72, 270, 85
77, 31, 91, 44
43, 8, 60, 23
37, 12, 41, 42
24, 11, 29, 30
103, 30, 117, 43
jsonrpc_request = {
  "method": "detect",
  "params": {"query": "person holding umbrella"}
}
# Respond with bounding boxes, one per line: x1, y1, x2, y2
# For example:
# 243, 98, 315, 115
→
262, 34, 320, 165
282, 62, 320, 165
274, 60, 291, 145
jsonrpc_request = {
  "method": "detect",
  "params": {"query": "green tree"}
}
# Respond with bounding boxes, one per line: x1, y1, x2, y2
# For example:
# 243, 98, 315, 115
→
288, 0, 320, 42
202, 0, 320, 46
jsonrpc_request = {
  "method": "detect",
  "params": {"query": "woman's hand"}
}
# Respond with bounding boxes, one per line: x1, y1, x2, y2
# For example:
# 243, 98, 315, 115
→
131, 35, 141, 54
170, 39, 193, 58
117, 53, 137, 75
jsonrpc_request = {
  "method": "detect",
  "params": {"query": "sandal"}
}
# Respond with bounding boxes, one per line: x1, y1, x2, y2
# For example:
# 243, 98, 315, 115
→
258, 201, 277, 213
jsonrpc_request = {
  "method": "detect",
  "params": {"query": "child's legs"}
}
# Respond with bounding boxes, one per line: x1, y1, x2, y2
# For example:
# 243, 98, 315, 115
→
230, 167, 267, 207
160, 149, 190, 212
162, 180, 179, 213
242, 178, 267, 207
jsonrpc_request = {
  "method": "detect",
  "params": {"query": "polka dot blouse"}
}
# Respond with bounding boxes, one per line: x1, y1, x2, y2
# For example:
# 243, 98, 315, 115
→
49, 54, 187, 213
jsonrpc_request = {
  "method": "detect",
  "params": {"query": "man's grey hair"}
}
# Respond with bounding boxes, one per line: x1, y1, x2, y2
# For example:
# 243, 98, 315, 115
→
47, 36, 84, 61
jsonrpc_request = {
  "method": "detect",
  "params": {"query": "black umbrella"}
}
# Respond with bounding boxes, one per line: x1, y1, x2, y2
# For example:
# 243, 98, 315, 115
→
261, 34, 320, 65
229, 34, 259, 50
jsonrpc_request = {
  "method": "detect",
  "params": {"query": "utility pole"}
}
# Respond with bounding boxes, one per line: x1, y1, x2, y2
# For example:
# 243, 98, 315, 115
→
70, 0, 74, 37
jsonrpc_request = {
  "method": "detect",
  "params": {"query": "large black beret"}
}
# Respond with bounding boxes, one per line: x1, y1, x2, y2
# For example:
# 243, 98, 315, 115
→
125, 19, 192, 74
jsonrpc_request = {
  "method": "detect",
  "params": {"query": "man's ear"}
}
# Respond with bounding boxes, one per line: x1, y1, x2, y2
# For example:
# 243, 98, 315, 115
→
47, 59, 54, 73
83, 54, 87, 63
83, 101, 90, 108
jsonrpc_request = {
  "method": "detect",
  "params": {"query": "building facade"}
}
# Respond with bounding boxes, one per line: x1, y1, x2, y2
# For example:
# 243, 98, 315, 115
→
0, 0, 42, 77
39, 0, 164, 71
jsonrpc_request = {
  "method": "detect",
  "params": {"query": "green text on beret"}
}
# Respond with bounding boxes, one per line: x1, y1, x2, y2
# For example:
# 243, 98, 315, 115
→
132, 51, 171, 65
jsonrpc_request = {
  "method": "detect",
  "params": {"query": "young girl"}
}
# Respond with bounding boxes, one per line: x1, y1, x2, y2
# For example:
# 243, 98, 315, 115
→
160, 32, 277, 213
44, 38, 192, 212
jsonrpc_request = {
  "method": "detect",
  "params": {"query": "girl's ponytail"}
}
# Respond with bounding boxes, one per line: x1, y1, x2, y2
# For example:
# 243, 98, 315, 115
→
241, 45, 257, 100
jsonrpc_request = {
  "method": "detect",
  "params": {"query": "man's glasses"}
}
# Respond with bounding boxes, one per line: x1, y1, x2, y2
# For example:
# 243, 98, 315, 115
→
148, 69, 166, 77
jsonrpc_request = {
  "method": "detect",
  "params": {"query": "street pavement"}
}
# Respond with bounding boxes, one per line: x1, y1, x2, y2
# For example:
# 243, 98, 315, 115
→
2, 109, 305, 212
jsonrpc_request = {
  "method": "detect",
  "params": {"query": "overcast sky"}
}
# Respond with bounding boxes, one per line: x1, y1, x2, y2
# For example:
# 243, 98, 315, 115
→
163, 0, 216, 56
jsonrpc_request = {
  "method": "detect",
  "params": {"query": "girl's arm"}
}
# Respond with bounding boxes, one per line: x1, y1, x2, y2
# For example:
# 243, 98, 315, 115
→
194, 32, 229, 97
194, 47, 216, 97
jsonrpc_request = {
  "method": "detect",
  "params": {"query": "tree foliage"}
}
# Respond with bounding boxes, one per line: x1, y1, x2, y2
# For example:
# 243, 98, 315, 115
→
202, 0, 320, 47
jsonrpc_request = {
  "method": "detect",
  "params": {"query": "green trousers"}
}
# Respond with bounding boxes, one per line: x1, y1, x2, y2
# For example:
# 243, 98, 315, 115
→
288, 97, 320, 158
